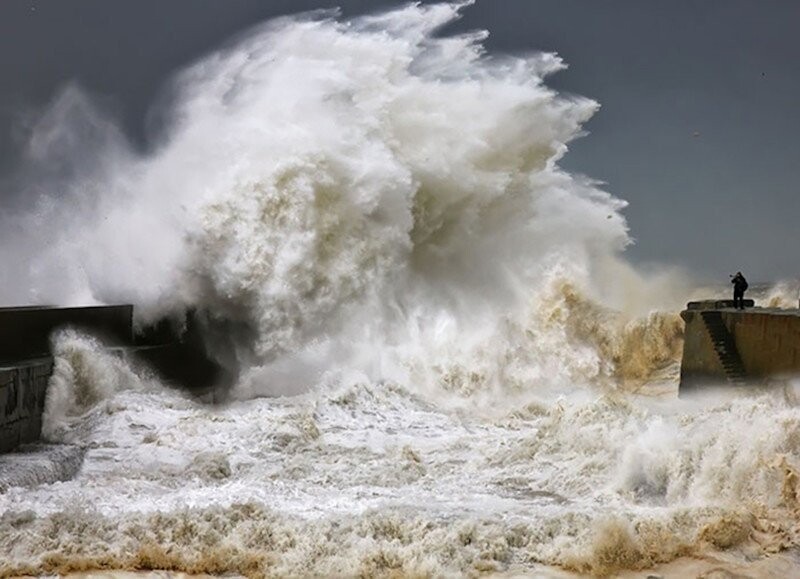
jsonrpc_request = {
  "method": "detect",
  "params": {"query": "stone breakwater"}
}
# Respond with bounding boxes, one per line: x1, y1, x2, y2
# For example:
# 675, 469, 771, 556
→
680, 300, 800, 391
0, 358, 53, 453
0, 304, 222, 453
0, 305, 132, 453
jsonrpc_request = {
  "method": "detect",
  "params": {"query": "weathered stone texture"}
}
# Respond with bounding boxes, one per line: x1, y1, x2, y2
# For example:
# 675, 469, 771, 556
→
0, 304, 226, 453
680, 303, 800, 392
0, 359, 52, 453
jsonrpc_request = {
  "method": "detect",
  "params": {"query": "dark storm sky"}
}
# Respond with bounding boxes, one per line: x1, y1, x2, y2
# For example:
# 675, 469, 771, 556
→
1, 0, 798, 281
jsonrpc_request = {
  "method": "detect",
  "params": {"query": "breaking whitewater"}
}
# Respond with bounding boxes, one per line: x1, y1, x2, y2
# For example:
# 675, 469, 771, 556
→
2, 3, 800, 577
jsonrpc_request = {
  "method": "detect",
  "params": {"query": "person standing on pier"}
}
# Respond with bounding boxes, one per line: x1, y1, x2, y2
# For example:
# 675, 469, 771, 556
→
731, 271, 748, 309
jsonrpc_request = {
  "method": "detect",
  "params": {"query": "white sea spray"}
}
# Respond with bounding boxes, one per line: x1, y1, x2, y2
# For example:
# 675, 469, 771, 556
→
1, 3, 797, 577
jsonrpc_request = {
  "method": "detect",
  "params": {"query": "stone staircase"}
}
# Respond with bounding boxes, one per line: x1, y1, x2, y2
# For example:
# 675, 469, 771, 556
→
700, 311, 747, 384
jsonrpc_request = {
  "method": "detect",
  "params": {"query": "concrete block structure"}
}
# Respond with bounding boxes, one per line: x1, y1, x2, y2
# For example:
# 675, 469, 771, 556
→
0, 305, 133, 453
0, 305, 133, 362
0, 305, 224, 453
0, 358, 53, 454
679, 300, 800, 392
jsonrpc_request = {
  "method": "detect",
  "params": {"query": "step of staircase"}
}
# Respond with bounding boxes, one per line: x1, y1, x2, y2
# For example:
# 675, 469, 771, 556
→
700, 311, 748, 384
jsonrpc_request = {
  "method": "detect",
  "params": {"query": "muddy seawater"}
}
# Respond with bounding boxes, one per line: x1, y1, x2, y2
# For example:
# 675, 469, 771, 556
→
3, 332, 800, 577
2, 2, 800, 577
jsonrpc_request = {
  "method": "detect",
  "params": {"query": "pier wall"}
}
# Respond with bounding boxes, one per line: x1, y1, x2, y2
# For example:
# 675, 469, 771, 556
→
680, 302, 800, 391
0, 305, 136, 452
0, 359, 53, 453
731, 311, 800, 376
0, 305, 132, 363
680, 310, 726, 387
0, 305, 226, 453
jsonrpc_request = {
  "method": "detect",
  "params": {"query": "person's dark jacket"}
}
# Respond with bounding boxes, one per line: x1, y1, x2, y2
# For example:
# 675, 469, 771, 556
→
732, 274, 748, 293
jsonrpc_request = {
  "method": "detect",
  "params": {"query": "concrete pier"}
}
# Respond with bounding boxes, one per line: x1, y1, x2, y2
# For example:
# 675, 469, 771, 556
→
0, 305, 133, 363
0, 305, 136, 453
0, 305, 224, 453
0, 358, 52, 453
679, 300, 800, 392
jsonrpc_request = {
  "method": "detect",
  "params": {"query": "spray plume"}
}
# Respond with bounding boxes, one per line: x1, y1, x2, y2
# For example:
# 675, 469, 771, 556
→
0, 2, 685, 396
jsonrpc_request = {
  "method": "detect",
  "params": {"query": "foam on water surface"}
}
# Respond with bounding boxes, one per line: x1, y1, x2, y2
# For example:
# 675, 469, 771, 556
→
1, 2, 799, 576
3, 342, 800, 576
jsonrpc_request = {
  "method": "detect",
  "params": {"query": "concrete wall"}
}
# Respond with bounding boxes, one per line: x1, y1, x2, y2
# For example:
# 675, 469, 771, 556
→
680, 305, 800, 391
0, 304, 227, 453
728, 310, 800, 376
679, 310, 726, 389
0, 305, 132, 453
0, 305, 133, 363
0, 358, 53, 453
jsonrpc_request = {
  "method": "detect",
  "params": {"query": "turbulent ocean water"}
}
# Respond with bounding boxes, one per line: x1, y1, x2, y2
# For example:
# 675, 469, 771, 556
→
2, 3, 800, 577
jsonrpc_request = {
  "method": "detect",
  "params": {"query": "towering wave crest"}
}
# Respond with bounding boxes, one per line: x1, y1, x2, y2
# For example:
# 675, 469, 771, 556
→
0, 2, 687, 397
6, 5, 800, 577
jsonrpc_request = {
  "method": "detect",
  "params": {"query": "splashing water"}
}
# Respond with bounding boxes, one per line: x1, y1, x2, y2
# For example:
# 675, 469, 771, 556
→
0, 0, 683, 391
2, 3, 798, 577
